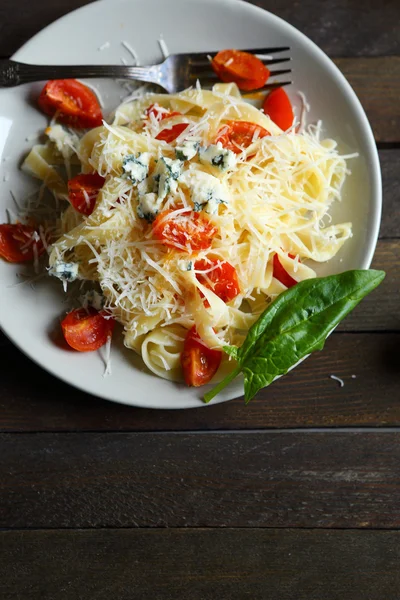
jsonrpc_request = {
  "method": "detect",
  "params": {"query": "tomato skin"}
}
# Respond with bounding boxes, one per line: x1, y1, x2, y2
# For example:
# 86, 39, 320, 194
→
215, 121, 269, 154
195, 258, 240, 303
146, 103, 188, 142
61, 308, 114, 352
273, 253, 298, 288
0, 223, 44, 263
212, 49, 269, 91
263, 87, 294, 131
38, 80, 103, 129
146, 104, 181, 121
181, 326, 222, 387
152, 210, 217, 253
68, 173, 106, 215
156, 123, 189, 143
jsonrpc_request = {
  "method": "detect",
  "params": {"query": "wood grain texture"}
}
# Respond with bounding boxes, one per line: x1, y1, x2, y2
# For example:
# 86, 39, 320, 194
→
333, 57, 400, 143
380, 149, 400, 238
2, 431, 400, 528
0, 1, 399, 142
2, 528, 400, 600
0, 0, 399, 58
0, 332, 398, 431
339, 239, 399, 331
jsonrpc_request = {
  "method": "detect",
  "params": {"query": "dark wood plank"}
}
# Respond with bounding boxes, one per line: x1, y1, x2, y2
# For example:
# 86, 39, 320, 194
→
2, 529, 400, 600
2, 431, 400, 528
0, 1, 399, 144
339, 239, 399, 332
0, 332, 398, 431
333, 57, 400, 143
0, 0, 399, 58
0, 2, 399, 145
0, 238, 398, 432
380, 149, 400, 238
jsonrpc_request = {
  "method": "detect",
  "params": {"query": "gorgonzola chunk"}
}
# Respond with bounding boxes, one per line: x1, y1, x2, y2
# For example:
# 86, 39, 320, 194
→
180, 170, 230, 214
137, 192, 160, 222
199, 142, 236, 171
175, 140, 200, 161
122, 152, 151, 184
153, 156, 182, 200
49, 261, 79, 283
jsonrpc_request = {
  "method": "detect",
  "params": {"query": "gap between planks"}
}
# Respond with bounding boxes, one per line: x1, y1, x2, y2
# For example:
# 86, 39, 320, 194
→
3, 426, 400, 435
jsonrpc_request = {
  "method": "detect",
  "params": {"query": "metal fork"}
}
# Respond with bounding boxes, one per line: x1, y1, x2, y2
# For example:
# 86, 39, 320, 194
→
0, 46, 291, 92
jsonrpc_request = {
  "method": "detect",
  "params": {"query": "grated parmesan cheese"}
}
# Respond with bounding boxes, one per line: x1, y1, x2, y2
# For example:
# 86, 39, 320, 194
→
102, 334, 112, 376
24, 84, 355, 377
121, 40, 139, 65
98, 41, 110, 51
330, 374, 345, 387
297, 91, 310, 134
158, 34, 169, 59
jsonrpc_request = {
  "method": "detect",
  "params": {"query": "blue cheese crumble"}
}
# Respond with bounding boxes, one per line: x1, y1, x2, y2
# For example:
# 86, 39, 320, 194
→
49, 261, 79, 283
135, 157, 183, 221
79, 289, 105, 311
122, 152, 151, 184
175, 140, 200, 161
180, 171, 230, 215
199, 142, 236, 171
137, 192, 160, 222
177, 259, 193, 271
153, 156, 182, 200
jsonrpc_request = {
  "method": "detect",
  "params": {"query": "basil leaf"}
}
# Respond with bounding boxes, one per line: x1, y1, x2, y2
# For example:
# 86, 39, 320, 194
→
204, 269, 385, 404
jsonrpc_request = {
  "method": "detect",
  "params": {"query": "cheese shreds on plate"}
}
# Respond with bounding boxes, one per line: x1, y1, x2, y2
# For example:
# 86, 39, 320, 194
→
19, 83, 354, 384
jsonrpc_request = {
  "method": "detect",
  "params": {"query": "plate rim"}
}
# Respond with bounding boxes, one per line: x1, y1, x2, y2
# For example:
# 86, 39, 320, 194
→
1, 0, 382, 410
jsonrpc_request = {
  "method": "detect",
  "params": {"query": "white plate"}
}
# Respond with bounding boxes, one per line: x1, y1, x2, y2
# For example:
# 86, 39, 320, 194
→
0, 0, 381, 409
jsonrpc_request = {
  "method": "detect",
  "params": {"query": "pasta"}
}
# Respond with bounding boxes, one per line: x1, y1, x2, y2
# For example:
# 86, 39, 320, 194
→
22, 83, 353, 385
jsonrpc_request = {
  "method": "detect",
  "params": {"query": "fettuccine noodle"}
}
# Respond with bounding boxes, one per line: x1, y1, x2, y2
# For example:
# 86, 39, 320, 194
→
22, 83, 352, 382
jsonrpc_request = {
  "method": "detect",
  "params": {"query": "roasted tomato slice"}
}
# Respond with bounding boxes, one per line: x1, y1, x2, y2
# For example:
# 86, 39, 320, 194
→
215, 121, 269, 154
156, 123, 189, 143
211, 49, 269, 91
68, 173, 106, 215
195, 258, 240, 303
146, 104, 181, 121
0, 223, 45, 263
263, 87, 294, 131
146, 103, 189, 142
61, 308, 114, 352
273, 253, 298, 288
181, 326, 222, 387
152, 210, 217, 252
38, 79, 103, 128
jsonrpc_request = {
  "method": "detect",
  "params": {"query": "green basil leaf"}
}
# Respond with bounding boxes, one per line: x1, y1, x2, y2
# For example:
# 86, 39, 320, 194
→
204, 269, 385, 404
223, 346, 239, 360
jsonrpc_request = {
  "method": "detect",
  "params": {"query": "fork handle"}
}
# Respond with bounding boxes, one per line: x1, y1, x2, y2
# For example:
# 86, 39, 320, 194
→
0, 59, 161, 87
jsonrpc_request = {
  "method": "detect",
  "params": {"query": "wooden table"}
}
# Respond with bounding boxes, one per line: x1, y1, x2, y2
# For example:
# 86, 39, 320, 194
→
0, 0, 399, 598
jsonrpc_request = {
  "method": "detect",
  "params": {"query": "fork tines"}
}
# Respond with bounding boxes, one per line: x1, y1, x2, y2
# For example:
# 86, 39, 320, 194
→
188, 46, 292, 88
187, 46, 290, 66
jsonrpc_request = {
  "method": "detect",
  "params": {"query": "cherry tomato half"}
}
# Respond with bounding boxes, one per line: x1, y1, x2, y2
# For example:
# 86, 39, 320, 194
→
68, 173, 106, 216
156, 123, 189, 143
38, 79, 103, 129
0, 223, 45, 263
273, 253, 298, 288
152, 210, 217, 253
195, 258, 240, 303
263, 87, 294, 131
212, 49, 269, 91
146, 104, 181, 121
215, 121, 269, 154
181, 326, 222, 387
61, 308, 114, 352
146, 103, 189, 143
